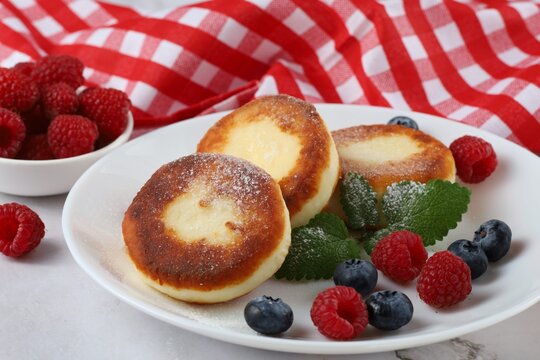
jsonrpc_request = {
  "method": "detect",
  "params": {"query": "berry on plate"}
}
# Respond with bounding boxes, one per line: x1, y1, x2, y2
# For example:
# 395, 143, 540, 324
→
333, 259, 378, 298
78, 87, 131, 143
370, 230, 427, 283
310, 286, 368, 340
365, 290, 413, 331
244, 296, 293, 335
447, 239, 488, 279
47, 114, 98, 158
0, 203, 45, 257
417, 251, 472, 308
0, 108, 26, 158
31, 55, 84, 89
473, 219, 512, 262
450, 135, 497, 183
387, 116, 419, 130
0, 67, 39, 113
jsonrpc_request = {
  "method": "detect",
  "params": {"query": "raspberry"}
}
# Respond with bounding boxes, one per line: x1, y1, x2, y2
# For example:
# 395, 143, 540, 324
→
17, 134, 54, 160
12, 62, 36, 77
310, 286, 368, 340
21, 104, 49, 135
78, 87, 130, 143
41, 82, 78, 120
450, 135, 497, 183
0, 203, 45, 257
31, 55, 84, 89
0, 67, 39, 113
0, 108, 26, 158
47, 114, 98, 158
371, 230, 427, 283
417, 251, 472, 308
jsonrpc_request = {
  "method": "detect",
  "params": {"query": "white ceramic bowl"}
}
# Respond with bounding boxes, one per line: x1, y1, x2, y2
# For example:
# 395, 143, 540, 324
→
0, 112, 133, 197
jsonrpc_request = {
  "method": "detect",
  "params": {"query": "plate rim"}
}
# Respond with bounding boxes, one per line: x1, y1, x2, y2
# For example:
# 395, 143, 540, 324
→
62, 103, 540, 354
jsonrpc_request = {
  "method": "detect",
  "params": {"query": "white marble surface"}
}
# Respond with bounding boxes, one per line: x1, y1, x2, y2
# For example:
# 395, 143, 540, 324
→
1, 191, 539, 360
1, 0, 539, 359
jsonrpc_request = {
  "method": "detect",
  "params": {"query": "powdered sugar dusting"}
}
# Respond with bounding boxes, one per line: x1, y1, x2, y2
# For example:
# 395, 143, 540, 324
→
193, 153, 273, 212
258, 94, 321, 126
385, 180, 426, 198
382, 181, 426, 219
124, 151, 289, 298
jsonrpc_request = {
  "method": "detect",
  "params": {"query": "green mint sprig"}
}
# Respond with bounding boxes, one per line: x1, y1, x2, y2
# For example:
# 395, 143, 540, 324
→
381, 179, 471, 246
276, 174, 471, 280
340, 172, 379, 229
361, 179, 471, 253
274, 213, 360, 281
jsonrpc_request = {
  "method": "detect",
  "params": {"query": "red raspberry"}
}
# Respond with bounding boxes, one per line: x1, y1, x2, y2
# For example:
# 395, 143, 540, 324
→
0, 108, 26, 158
41, 82, 78, 120
450, 135, 497, 184
78, 87, 130, 143
31, 55, 84, 89
417, 251, 472, 308
17, 134, 54, 160
47, 114, 98, 158
21, 104, 50, 135
0, 203, 45, 257
371, 230, 427, 283
13, 62, 36, 77
0, 67, 39, 113
310, 286, 368, 340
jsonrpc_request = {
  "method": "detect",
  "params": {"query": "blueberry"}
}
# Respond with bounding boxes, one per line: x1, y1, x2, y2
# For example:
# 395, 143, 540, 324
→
473, 219, 512, 262
387, 116, 419, 130
333, 259, 378, 298
365, 290, 413, 331
244, 296, 293, 335
447, 239, 488, 279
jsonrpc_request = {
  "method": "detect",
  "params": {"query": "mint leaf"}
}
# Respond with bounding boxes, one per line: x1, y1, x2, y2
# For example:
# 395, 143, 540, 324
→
340, 172, 379, 229
275, 213, 360, 281
382, 180, 471, 246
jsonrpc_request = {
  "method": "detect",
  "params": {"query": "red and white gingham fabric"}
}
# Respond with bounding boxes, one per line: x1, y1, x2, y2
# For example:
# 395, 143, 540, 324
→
1, 0, 539, 153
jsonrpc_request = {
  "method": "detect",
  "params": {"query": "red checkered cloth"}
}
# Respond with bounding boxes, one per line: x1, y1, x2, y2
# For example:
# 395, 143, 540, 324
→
1, 0, 539, 152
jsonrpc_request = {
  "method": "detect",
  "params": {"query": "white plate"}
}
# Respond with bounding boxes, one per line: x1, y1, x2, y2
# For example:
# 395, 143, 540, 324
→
62, 104, 540, 354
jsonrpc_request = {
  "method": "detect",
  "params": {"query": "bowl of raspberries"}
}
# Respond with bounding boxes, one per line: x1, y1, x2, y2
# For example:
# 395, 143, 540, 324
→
0, 54, 133, 196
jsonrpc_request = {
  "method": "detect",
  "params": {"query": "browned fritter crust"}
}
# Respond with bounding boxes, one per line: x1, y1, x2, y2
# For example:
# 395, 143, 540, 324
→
122, 153, 287, 291
197, 95, 334, 218
331, 124, 455, 194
